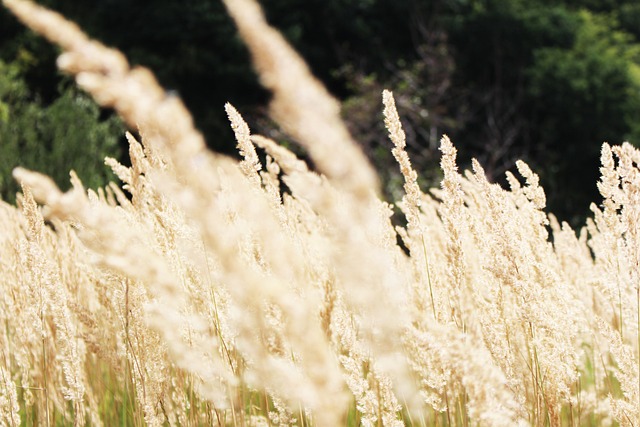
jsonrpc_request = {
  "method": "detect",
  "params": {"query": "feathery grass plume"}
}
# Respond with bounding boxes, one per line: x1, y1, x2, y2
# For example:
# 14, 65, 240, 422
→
12, 185, 91, 425
436, 135, 470, 328
396, 135, 526, 424
6, 166, 205, 425
282, 118, 414, 386
9, 5, 349, 419
383, 94, 527, 423
404, 321, 527, 426
382, 91, 438, 325
384, 98, 465, 416
220, 12, 411, 397
595, 317, 639, 425
0, 366, 20, 427
226, 103, 262, 189
180, 134, 349, 424
254, 113, 415, 422
0, 200, 43, 422
252, 135, 310, 176
469, 158, 585, 424
549, 215, 595, 284
8, 0, 640, 425
382, 90, 422, 230
548, 215, 604, 350
589, 142, 640, 425
609, 142, 640, 333
328, 287, 405, 427
250, 97, 415, 413
16, 171, 194, 425
5, 1, 349, 423
254, 140, 291, 226
18, 158, 239, 424
23, 187, 87, 426
221, 0, 379, 200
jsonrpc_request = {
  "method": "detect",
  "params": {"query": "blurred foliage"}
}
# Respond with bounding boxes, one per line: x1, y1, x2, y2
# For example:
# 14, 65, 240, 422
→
526, 10, 640, 220
2, 0, 640, 224
0, 60, 122, 203
444, 0, 640, 223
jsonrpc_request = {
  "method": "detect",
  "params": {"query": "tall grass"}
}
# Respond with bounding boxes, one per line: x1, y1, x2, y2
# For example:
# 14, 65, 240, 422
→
1, 0, 639, 426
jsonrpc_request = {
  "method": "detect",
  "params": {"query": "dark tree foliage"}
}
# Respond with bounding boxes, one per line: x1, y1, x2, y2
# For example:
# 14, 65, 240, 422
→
446, 1, 640, 223
0, 60, 122, 202
2, 0, 640, 225
22, 0, 267, 153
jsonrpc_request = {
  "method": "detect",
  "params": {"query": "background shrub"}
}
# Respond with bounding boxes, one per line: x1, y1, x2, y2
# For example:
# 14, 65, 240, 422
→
0, 59, 122, 202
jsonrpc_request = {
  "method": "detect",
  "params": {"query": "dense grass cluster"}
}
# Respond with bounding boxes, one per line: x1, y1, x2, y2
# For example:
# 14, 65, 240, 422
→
1, 0, 639, 426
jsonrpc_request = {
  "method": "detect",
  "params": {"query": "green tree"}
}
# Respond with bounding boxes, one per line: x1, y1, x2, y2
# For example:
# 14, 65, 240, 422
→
0, 60, 123, 202
526, 10, 640, 221
4, 0, 640, 224
447, 1, 640, 223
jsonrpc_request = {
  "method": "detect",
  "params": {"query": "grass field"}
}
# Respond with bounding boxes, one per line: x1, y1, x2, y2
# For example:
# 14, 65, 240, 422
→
0, 0, 639, 425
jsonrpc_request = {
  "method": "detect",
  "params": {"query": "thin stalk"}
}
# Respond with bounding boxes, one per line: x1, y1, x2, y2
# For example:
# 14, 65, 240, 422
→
376, 376, 383, 427
637, 283, 640, 420
239, 361, 247, 427
188, 373, 195, 425
40, 291, 50, 427
618, 283, 624, 340
229, 381, 238, 427
456, 391, 464, 426
574, 376, 580, 427
402, 397, 414, 426
264, 391, 271, 427
530, 324, 550, 427
421, 236, 436, 321
203, 239, 236, 375
444, 390, 452, 427
298, 401, 306, 427
462, 391, 469, 427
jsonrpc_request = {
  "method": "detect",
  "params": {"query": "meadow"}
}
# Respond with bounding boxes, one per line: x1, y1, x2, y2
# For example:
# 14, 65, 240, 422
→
0, 0, 639, 425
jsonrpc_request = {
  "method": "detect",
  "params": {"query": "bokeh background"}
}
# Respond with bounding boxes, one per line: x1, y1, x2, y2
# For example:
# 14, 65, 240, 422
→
2, 0, 640, 225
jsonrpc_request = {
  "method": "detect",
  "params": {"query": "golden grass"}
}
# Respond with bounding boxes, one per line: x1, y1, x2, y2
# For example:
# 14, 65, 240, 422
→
1, 0, 639, 426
